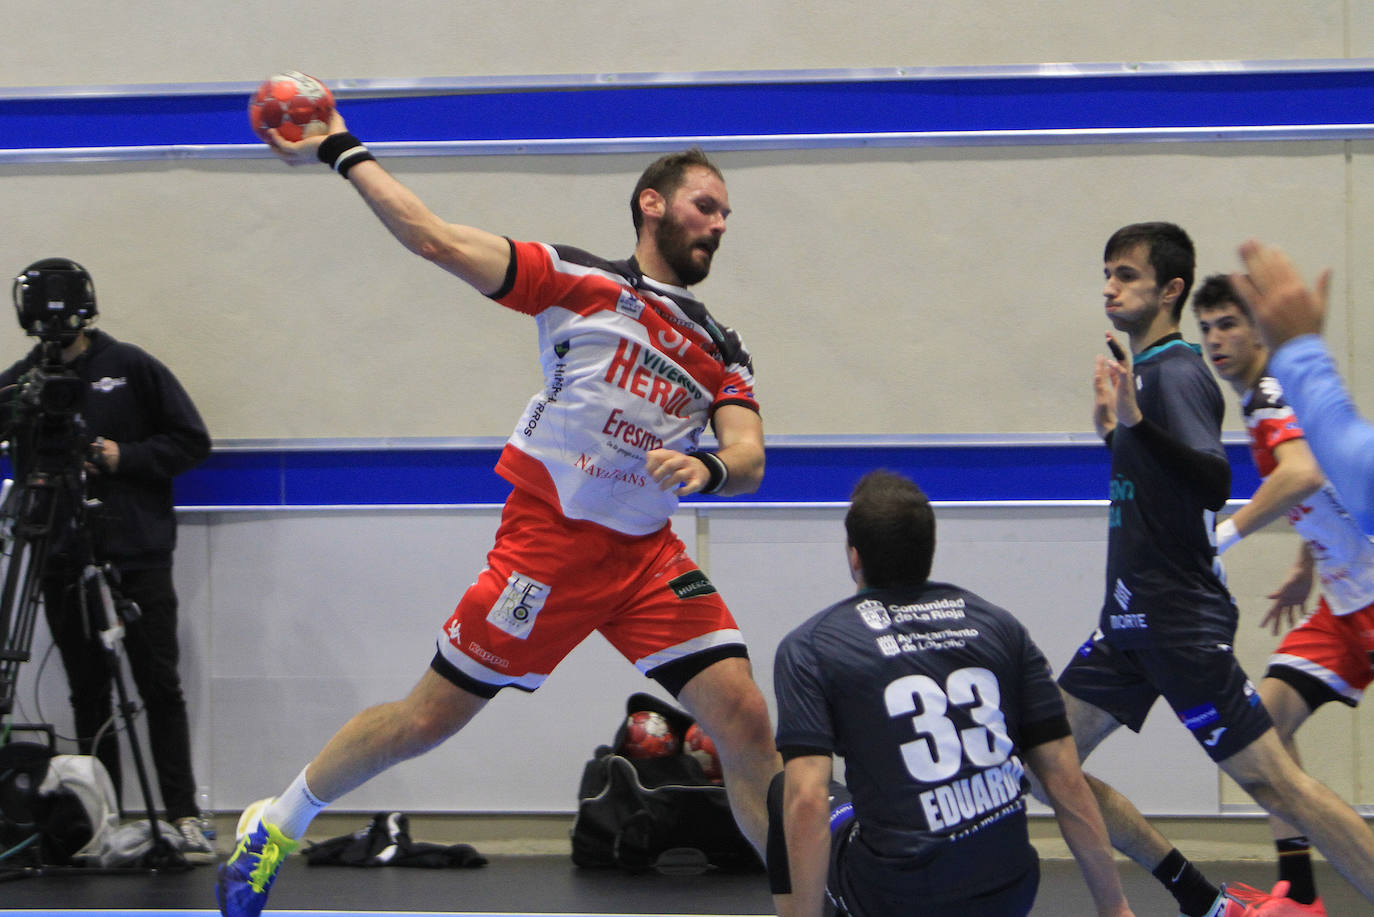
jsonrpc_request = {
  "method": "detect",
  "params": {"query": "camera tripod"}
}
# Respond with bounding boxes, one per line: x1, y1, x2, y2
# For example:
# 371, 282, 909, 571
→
0, 449, 189, 876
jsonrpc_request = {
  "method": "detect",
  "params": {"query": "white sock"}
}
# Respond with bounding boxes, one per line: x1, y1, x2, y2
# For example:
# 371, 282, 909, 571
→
263, 767, 328, 840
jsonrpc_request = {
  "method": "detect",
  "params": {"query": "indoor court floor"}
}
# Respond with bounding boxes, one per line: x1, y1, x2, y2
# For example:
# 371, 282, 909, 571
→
0, 853, 1366, 915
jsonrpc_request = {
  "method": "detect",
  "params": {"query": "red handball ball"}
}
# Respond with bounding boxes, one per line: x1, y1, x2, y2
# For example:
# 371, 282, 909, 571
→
684, 723, 723, 783
248, 71, 335, 143
623, 711, 679, 759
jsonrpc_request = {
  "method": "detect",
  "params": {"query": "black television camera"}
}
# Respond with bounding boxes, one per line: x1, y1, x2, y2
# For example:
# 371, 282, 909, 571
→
1, 259, 101, 717
4, 259, 98, 473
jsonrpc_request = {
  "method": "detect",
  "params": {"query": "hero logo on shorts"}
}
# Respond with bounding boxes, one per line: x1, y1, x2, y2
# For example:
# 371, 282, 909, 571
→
486, 572, 551, 640
856, 599, 892, 631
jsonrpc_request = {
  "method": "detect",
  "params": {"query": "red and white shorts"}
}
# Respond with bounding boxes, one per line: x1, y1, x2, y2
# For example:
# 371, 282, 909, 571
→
1267, 596, 1374, 707
432, 486, 743, 695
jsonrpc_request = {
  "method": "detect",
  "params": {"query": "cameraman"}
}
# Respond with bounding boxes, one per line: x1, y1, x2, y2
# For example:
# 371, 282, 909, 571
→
0, 258, 213, 862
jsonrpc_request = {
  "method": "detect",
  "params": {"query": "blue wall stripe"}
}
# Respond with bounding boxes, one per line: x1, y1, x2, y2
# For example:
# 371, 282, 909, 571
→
167, 443, 1262, 508
5, 67, 1374, 153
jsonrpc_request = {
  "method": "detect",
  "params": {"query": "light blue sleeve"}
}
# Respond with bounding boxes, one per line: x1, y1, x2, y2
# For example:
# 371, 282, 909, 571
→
1269, 334, 1374, 534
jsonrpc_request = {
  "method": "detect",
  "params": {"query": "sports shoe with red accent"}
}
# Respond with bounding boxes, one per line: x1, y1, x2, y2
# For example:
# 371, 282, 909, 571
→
1184, 885, 1247, 917
1223, 881, 1328, 916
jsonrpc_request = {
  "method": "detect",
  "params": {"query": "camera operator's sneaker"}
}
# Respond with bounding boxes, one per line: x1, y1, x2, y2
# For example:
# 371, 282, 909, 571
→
1224, 881, 1327, 916
175, 815, 217, 865
215, 799, 297, 917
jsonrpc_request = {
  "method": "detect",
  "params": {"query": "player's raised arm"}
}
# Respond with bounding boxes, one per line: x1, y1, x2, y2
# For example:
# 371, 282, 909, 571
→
264, 108, 512, 296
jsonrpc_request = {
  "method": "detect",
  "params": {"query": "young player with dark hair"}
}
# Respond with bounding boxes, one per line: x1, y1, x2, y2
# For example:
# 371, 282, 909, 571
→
1053, 223, 1374, 917
1190, 273, 1374, 915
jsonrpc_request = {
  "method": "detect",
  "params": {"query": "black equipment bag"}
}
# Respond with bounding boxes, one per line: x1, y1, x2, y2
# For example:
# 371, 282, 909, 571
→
0, 729, 106, 866
570, 692, 761, 875
0, 740, 52, 862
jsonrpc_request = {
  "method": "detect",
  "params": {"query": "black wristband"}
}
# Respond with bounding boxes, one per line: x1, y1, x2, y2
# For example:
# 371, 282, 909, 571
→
688, 450, 729, 495
317, 132, 375, 178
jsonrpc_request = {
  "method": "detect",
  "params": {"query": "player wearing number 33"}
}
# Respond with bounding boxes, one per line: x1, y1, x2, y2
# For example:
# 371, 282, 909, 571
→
767, 471, 1134, 917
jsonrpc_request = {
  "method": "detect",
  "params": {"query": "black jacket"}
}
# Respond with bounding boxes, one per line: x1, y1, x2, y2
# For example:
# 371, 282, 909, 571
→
0, 329, 211, 568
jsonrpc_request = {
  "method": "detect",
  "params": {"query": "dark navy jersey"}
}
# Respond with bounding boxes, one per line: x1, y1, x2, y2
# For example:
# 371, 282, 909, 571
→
1100, 337, 1235, 648
774, 581, 1066, 867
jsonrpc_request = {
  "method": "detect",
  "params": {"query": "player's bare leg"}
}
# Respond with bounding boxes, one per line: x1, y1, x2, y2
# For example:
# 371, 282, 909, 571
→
1050, 691, 1174, 870
219, 669, 488, 917
1044, 691, 1235, 916
1251, 677, 1323, 907
1220, 727, 1374, 902
303, 668, 489, 802
677, 655, 782, 856
1256, 678, 1314, 843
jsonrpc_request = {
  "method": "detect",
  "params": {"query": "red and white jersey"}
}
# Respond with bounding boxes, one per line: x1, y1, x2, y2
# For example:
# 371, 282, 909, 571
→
488, 240, 757, 536
1244, 374, 1374, 615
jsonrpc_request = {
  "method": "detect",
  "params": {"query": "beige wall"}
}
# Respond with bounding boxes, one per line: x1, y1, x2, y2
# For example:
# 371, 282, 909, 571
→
0, 1, 1360, 86
0, 143, 1364, 439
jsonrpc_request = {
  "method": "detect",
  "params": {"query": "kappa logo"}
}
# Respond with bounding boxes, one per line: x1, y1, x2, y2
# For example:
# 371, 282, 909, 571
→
90, 376, 128, 393
615, 289, 645, 319
856, 599, 891, 631
445, 620, 461, 645
486, 571, 551, 640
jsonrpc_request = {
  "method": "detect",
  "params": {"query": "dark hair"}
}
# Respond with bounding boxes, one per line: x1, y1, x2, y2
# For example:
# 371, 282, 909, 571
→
629, 147, 723, 234
1191, 273, 1250, 320
1104, 222, 1196, 320
844, 470, 936, 589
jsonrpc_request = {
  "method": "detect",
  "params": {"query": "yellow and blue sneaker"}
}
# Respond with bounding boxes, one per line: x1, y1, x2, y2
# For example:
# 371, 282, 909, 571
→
215, 798, 298, 917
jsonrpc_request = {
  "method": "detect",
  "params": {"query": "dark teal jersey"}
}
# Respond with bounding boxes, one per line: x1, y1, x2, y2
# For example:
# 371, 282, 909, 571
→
1100, 336, 1234, 648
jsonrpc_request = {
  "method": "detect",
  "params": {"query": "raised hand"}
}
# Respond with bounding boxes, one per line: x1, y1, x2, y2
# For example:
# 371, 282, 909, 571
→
1232, 239, 1332, 349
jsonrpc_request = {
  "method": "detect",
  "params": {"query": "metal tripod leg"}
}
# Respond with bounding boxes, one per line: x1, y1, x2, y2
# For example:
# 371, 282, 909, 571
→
82, 564, 187, 869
